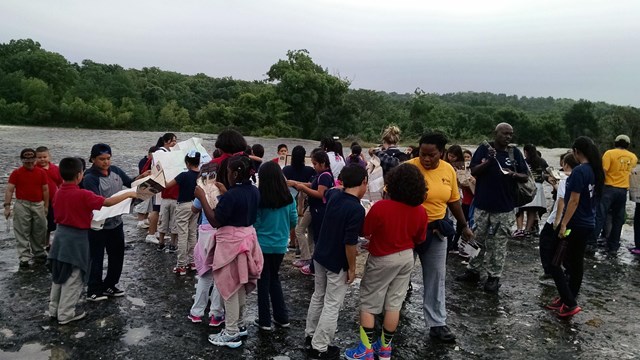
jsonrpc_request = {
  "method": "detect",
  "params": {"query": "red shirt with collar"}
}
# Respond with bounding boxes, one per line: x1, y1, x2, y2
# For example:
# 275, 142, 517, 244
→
362, 199, 428, 257
53, 183, 105, 229
8, 166, 48, 202
40, 163, 63, 202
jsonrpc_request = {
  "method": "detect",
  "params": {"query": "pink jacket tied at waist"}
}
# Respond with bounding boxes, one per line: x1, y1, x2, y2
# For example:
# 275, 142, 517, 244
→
212, 225, 263, 301
194, 224, 216, 277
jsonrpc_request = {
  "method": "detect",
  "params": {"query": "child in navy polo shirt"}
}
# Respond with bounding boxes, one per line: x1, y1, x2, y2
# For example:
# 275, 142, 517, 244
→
4, 148, 49, 268
304, 165, 368, 360
48, 158, 136, 325
164, 151, 200, 275
345, 163, 428, 360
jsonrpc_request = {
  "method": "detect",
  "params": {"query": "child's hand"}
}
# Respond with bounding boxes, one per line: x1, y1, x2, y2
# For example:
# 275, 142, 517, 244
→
215, 182, 227, 194
347, 269, 356, 285
194, 186, 206, 200
286, 180, 297, 188
129, 190, 138, 199
4, 207, 10, 219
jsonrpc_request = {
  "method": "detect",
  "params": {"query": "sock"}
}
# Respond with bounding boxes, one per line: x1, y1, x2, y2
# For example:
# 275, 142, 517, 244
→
359, 326, 375, 349
381, 327, 395, 347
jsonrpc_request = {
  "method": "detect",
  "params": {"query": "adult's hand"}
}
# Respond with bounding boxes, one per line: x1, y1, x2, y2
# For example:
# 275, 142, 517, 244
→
461, 226, 474, 241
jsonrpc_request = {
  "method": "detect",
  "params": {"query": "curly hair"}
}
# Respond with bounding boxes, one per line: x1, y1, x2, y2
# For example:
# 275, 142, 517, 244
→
419, 132, 448, 152
385, 163, 427, 206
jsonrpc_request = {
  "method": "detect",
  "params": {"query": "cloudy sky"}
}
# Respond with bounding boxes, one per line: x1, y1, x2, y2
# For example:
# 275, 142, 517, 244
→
1, 0, 638, 106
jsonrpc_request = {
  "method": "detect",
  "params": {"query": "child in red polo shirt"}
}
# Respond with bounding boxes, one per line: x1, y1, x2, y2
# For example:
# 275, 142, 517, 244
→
36, 146, 63, 250
3, 148, 49, 268
47, 157, 136, 325
345, 163, 428, 360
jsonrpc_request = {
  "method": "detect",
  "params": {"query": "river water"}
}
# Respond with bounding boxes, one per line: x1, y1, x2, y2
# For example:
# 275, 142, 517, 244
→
0, 126, 638, 359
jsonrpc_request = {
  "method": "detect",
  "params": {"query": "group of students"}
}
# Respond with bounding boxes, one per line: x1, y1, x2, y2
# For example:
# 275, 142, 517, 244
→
2, 124, 623, 359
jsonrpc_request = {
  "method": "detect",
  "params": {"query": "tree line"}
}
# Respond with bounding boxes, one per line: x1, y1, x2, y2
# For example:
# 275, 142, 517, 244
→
1, 38, 638, 151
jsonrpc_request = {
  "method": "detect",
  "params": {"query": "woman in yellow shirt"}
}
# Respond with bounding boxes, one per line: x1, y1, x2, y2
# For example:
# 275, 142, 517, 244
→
406, 132, 474, 343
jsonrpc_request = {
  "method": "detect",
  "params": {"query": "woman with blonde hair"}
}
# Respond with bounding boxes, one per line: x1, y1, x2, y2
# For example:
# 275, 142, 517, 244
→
371, 125, 408, 176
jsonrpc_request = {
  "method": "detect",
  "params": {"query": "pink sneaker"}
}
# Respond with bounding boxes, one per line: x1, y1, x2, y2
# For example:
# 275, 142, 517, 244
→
188, 314, 202, 323
209, 315, 225, 327
173, 266, 187, 276
300, 264, 313, 276
188, 263, 197, 271
629, 248, 640, 255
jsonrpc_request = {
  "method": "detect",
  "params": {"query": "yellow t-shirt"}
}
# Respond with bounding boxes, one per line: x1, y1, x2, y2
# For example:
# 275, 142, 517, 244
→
407, 158, 460, 222
602, 148, 638, 188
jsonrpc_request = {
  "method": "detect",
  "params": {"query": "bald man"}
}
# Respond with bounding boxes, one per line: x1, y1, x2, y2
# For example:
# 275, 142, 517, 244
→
455, 123, 529, 292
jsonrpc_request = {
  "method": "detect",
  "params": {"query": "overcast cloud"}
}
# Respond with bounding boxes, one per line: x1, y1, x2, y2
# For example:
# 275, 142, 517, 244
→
1, 0, 638, 106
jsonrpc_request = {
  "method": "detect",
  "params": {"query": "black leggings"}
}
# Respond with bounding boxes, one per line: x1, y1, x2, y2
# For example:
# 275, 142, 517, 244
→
549, 226, 590, 307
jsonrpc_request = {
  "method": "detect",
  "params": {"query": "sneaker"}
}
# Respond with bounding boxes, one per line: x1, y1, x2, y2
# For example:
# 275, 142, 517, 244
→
545, 297, 563, 311
429, 325, 456, 343
156, 244, 166, 252
584, 244, 596, 256
344, 342, 374, 360
309, 345, 340, 359
188, 263, 197, 271
103, 287, 125, 297
168, 245, 177, 253
484, 276, 501, 293
209, 315, 225, 327
208, 329, 242, 348
253, 318, 272, 331
606, 249, 618, 257
19, 261, 30, 269
512, 229, 525, 238
293, 259, 310, 268
58, 312, 86, 325
295, 248, 301, 258
188, 314, 203, 323
538, 274, 555, 287
172, 266, 187, 276
137, 220, 150, 229
629, 248, 640, 255
237, 326, 248, 337
273, 319, 290, 328
145, 234, 159, 244
305, 336, 313, 349
557, 304, 582, 317
87, 293, 108, 302
372, 339, 392, 360
300, 264, 313, 276
455, 269, 480, 283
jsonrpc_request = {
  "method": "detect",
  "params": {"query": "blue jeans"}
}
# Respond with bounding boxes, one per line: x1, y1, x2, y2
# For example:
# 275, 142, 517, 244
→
257, 253, 288, 326
592, 186, 627, 251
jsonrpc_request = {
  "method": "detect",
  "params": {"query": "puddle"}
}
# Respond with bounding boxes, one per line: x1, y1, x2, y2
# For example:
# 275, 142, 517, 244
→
126, 296, 146, 307
121, 326, 151, 346
0, 343, 49, 360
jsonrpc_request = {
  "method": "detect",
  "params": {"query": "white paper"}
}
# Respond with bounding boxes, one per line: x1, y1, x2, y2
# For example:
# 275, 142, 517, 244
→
630, 165, 640, 202
153, 149, 187, 182
173, 137, 212, 165
92, 189, 134, 221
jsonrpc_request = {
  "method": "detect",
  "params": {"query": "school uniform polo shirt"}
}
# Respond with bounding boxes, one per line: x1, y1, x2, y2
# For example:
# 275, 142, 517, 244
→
8, 166, 48, 202
215, 182, 260, 227
41, 164, 63, 202
363, 199, 428, 257
53, 183, 105, 229
313, 189, 365, 274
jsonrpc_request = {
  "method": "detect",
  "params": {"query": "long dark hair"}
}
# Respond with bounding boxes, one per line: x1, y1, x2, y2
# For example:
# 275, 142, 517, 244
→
291, 145, 306, 169
572, 136, 604, 198
524, 144, 544, 169
311, 150, 331, 173
155, 133, 176, 148
258, 162, 293, 209
446, 145, 464, 163
347, 144, 362, 165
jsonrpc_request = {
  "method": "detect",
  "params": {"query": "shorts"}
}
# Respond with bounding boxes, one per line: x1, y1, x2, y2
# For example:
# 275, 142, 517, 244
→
134, 198, 153, 214
158, 198, 178, 234
152, 194, 161, 212
359, 249, 414, 313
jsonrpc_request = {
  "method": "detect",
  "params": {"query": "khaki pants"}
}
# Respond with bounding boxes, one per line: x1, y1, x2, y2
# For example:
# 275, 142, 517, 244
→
305, 261, 349, 352
49, 268, 84, 322
13, 199, 47, 262
224, 287, 246, 334
175, 202, 197, 267
296, 208, 314, 260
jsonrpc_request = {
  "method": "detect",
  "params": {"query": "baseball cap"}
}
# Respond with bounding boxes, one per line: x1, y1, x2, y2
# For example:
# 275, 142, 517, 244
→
90, 143, 112, 161
20, 148, 36, 159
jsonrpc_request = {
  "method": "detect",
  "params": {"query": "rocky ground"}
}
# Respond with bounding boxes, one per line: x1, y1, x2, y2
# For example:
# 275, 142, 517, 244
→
0, 126, 638, 360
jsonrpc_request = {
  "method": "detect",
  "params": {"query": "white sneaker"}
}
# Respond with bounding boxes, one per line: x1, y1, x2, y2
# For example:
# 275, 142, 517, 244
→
137, 220, 150, 229
58, 312, 86, 325
145, 234, 159, 244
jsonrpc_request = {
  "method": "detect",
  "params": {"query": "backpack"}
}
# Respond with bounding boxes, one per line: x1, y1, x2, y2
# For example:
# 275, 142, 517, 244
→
508, 146, 537, 207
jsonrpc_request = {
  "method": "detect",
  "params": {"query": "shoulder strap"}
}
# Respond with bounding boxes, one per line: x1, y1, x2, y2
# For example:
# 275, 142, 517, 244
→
508, 146, 515, 162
